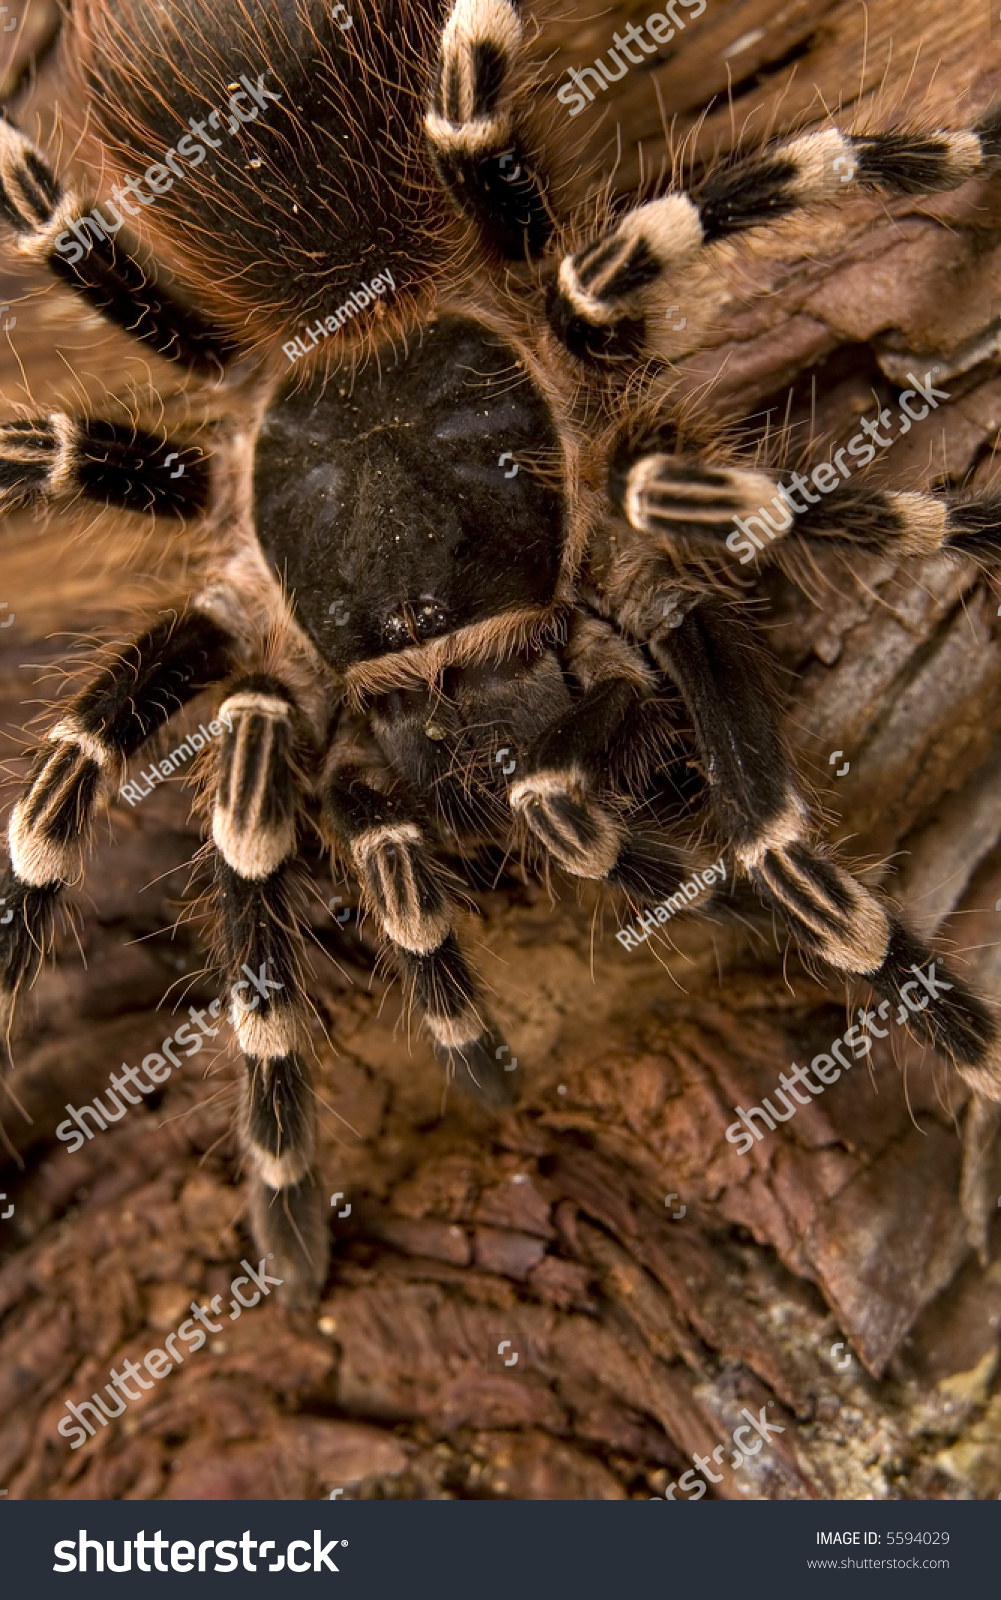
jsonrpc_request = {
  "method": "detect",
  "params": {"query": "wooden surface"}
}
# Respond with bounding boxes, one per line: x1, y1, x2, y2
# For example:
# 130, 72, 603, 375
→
1, 0, 1001, 1501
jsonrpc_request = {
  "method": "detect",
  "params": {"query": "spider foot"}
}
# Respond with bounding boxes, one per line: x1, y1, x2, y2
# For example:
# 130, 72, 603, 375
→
0, 112, 60, 237
427, 0, 521, 159
743, 835, 891, 978
869, 921, 1001, 1100
743, 829, 1000, 1095
247, 1168, 329, 1308
509, 769, 624, 878
435, 1030, 519, 1109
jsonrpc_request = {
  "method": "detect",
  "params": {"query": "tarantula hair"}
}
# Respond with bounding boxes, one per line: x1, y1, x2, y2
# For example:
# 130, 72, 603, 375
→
2, 0, 1001, 1305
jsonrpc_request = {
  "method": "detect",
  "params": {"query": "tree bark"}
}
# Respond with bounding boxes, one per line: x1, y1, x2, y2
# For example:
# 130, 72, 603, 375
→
2, 0, 1001, 1501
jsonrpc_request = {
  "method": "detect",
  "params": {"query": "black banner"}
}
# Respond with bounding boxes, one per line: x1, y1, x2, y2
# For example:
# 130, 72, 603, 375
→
3, 1499, 991, 1597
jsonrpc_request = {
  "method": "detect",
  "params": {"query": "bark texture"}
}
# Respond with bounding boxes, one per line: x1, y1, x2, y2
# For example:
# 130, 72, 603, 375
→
1, 0, 1001, 1501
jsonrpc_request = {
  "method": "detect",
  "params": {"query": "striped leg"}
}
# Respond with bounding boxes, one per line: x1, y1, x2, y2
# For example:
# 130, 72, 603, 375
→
210, 678, 327, 1305
613, 446, 1001, 570
549, 112, 1001, 359
510, 732, 717, 913
0, 416, 209, 519
425, 0, 551, 257
510, 748, 712, 914
647, 598, 1001, 1096
321, 762, 517, 1107
0, 112, 239, 372
0, 611, 232, 1042
507, 623, 722, 915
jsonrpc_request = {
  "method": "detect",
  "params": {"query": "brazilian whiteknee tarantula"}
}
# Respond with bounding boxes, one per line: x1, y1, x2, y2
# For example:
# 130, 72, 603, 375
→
1, 0, 1000, 1304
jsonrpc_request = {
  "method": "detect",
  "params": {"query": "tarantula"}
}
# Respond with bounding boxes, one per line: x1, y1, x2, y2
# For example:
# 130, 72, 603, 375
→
1, 0, 1000, 1305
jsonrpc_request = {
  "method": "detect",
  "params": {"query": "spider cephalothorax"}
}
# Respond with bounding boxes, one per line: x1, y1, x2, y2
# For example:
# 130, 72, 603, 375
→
254, 315, 569, 670
2, 0, 1001, 1304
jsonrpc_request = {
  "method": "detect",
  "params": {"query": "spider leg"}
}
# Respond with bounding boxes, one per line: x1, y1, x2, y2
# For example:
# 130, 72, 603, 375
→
0, 414, 209, 519
614, 447, 1001, 570
0, 609, 232, 1036
0, 112, 240, 373
645, 595, 1000, 1097
322, 760, 517, 1109
425, 0, 551, 258
508, 621, 721, 914
548, 112, 1001, 360
210, 677, 327, 1306
509, 595, 1000, 1092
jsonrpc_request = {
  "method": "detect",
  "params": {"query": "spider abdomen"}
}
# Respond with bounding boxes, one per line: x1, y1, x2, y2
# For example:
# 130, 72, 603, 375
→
76, 0, 456, 342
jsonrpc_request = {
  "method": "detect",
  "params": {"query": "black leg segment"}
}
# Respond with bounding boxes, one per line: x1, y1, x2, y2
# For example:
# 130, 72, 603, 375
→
0, 416, 210, 519
0, 112, 240, 373
425, 0, 551, 258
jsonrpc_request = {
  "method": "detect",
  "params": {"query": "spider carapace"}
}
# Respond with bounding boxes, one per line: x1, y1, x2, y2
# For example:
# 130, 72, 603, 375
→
256, 317, 566, 672
2, 0, 1001, 1302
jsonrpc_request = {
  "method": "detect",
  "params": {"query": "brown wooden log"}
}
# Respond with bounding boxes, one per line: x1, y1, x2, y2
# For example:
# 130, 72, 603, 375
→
1, 0, 1001, 1501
